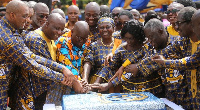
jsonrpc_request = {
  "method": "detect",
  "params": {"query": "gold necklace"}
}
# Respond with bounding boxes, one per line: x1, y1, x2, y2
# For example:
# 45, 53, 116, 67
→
101, 38, 114, 47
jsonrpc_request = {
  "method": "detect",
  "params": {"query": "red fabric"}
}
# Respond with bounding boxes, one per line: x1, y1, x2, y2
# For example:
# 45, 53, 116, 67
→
72, 0, 76, 5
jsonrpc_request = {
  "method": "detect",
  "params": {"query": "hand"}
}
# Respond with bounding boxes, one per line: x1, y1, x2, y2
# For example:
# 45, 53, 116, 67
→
77, 80, 90, 93
91, 83, 109, 92
80, 79, 88, 88
104, 53, 113, 66
109, 66, 124, 82
61, 76, 72, 88
124, 64, 138, 77
62, 67, 75, 87
152, 55, 165, 65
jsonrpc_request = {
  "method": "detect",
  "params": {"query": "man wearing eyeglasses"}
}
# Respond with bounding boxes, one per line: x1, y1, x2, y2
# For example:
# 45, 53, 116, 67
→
31, 2, 49, 31
115, 7, 199, 110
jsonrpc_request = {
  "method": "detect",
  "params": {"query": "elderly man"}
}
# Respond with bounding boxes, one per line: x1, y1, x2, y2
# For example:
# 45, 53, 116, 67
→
85, 2, 101, 43
46, 21, 90, 105
130, 9, 140, 21
0, 1, 74, 109
66, 5, 80, 30
31, 2, 49, 31
113, 7, 199, 109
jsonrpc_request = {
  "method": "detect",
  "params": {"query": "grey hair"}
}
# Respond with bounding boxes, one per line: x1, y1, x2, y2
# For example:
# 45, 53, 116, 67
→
178, 7, 197, 21
144, 18, 165, 32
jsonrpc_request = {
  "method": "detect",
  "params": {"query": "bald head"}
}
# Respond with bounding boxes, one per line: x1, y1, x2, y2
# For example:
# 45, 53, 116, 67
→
51, 8, 65, 18
67, 5, 80, 23
68, 5, 79, 12
71, 21, 89, 48
33, 2, 49, 13
74, 21, 89, 34
43, 13, 66, 40
6, 0, 29, 29
6, 0, 28, 14
85, 2, 100, 13
47, 13, 65, 24
112, 7, 124, 13
100, 5, 110, 16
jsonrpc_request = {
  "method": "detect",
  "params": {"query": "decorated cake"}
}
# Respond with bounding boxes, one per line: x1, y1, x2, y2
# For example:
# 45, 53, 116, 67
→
62, 92, 165, 110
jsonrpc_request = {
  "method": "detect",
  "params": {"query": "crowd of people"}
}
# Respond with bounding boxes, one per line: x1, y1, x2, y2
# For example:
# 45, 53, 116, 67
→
0, 0, 200, 110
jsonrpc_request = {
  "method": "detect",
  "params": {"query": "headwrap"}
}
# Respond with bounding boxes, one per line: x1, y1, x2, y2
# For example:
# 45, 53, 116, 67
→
98, 17, 115, 27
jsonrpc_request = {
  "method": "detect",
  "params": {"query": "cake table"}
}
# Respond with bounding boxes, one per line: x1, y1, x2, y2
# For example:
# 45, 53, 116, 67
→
62, 92, 166, 110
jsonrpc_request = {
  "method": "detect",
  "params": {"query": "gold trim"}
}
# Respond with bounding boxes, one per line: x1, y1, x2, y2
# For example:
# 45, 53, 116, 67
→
122, 84, 162, 92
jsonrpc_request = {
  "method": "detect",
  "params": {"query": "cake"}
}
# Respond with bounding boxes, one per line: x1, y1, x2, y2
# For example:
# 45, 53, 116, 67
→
62, 92, 166, 110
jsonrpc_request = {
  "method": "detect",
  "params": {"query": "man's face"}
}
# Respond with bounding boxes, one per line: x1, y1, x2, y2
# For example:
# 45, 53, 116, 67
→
14, 6, 29, 29
144, 28, 163, 50
176, 13, 192, 37
111, 9, 121, 26
192, 15, 200, 40
131, 11, 140, 20
85, 8, 99, 27
67, 7, 79, 22
24, 8, 34, 29
118, 15, 130, 28
71, 28, 89, 48
32, 8, 49, 27
98, 22, 114, 39
46, 20, 65, 40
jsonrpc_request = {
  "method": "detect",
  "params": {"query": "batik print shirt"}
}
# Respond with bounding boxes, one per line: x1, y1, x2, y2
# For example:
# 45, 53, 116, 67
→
137, 37, 200, 109
0, 17, 65, 109
97, 45, 163, 94
84, 41, 114, 77
56, 37, 86, 78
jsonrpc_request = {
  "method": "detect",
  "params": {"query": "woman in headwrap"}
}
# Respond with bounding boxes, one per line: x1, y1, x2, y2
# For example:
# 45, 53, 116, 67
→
82, 17, 115, 85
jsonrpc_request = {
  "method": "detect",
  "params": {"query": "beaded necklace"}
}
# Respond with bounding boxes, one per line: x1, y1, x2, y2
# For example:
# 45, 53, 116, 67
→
100, 37, 114, 47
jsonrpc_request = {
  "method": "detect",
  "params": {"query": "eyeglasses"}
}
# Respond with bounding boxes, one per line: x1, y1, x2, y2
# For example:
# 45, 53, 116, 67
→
165, 9, 180, 14
37, 13, 49, 19
175, 20, 190, 26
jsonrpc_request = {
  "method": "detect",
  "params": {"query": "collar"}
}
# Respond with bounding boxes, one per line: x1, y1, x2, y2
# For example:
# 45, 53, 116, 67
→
34, 28, 51, 43
1, 16, 17, 33
65, 21, 69, 28
167, 25, 179, 36
190, 38, 200, 44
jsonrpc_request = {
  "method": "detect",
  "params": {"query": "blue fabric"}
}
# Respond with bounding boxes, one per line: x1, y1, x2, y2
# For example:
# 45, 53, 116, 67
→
110, 0, 150, 11
129, 0, 150, 10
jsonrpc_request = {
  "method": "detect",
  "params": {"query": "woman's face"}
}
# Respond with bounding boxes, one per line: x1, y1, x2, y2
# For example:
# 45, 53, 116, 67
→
123, 32, 135, 47
98, 22, 114, 39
